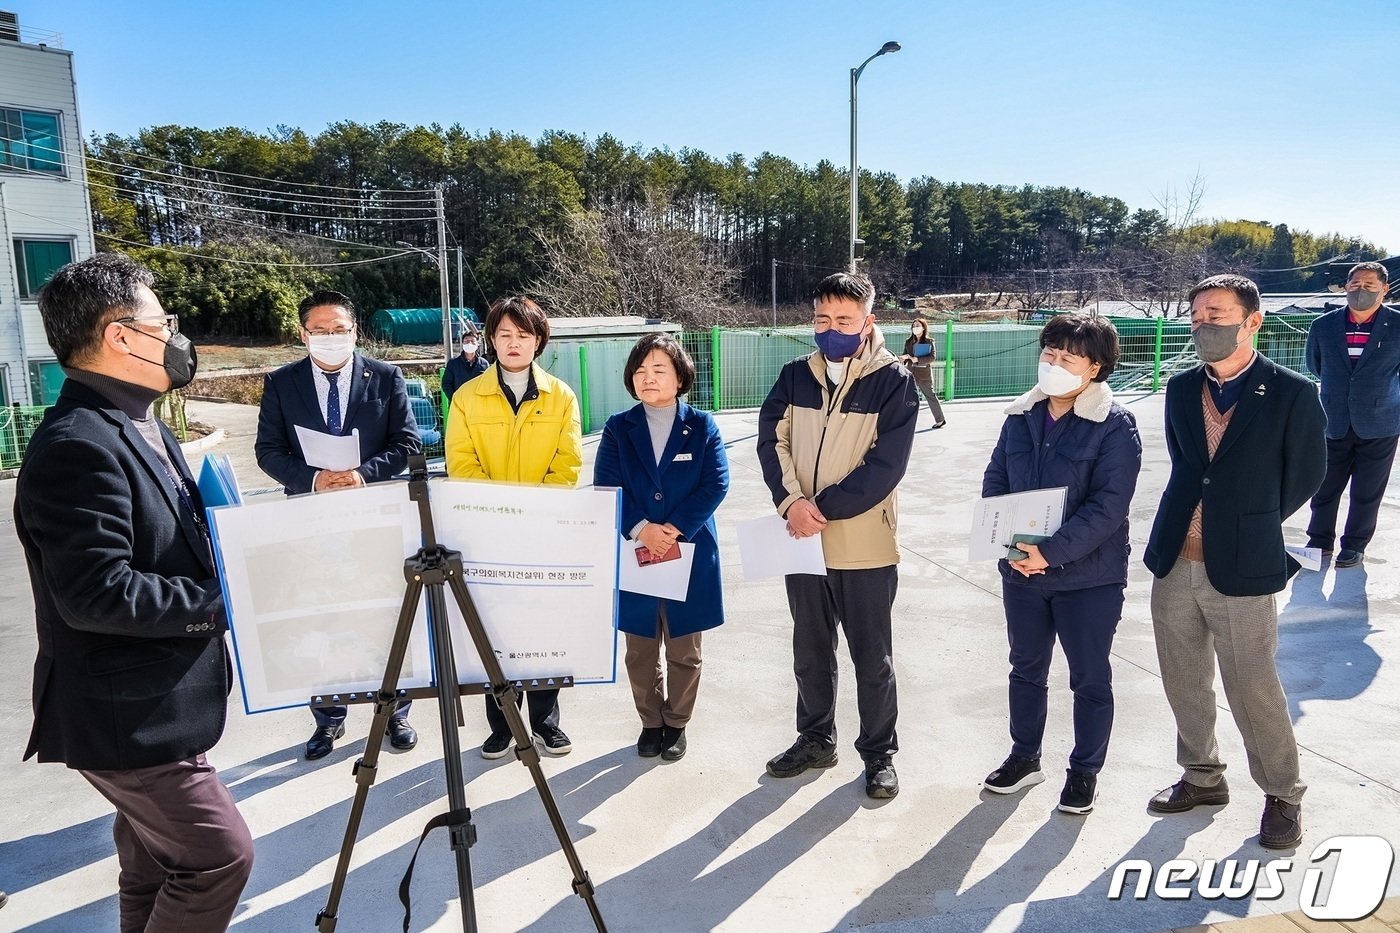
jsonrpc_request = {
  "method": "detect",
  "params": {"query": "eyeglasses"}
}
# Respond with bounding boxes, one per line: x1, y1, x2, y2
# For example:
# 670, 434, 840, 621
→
117, 314, 179, 335
306, 327, 355, 337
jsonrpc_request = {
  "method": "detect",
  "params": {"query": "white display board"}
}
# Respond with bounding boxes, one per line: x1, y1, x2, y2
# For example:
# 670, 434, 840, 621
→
209, 480, 620, 715
432, 479, 620, 687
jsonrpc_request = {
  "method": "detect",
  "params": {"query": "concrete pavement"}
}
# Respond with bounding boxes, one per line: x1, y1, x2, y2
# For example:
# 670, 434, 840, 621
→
1, 391, 1398, 932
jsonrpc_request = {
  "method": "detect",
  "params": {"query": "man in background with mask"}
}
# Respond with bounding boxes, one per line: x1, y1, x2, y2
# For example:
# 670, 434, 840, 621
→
1304, 261, 1399, 568
1143, 273, 1325, 850
16, 253, 253, 930
441, 321, 489, 407
757, 272, 918, 799
255, 289, 421, 759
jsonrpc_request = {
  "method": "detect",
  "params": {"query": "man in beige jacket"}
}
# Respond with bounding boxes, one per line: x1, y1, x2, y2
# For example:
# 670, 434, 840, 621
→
757, 272, 919, 799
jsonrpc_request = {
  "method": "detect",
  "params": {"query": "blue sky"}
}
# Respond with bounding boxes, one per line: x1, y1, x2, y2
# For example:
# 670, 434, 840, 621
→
20, 0, 1399, 257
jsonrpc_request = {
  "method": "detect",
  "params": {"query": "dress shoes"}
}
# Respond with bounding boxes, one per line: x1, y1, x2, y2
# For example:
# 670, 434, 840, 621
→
305, 723, 346, 761
1260, 796, 1303, 849
1148, 779, 1230, 813
1335, 549, 1364, 568
661, 726, 687, 761
637, 726, 664, 758
386, 718, 418, 750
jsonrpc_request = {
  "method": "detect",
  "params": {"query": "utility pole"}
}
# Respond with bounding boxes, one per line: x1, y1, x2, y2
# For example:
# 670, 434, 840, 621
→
435, 186, 451, 361
456, 248, 465, 319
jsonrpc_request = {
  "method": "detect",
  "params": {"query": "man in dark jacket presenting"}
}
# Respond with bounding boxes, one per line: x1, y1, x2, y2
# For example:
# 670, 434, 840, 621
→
16, 254, 253, 931
255, 289, 421, 759
1143, 273, 1326, 850
757, 273, 918, 799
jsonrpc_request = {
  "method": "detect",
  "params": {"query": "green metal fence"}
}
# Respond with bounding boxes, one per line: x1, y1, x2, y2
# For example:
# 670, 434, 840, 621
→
0, 315, 1329, 468
0, 406, 49, 470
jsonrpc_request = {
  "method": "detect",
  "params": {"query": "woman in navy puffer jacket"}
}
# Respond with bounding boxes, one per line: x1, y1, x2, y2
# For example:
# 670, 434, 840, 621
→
979, 313, 1142, 816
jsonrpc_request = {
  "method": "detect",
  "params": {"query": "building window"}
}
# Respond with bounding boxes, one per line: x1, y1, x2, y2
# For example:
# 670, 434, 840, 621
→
14, 239, 73, 298
0, 109, 64, 174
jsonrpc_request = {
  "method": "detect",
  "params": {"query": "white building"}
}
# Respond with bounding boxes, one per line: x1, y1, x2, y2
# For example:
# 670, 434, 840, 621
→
0, 12, 94, 405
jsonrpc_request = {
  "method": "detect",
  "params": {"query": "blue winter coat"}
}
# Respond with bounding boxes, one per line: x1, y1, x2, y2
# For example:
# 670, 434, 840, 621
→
593, 401, 730, 637
982, 380, 1142, 590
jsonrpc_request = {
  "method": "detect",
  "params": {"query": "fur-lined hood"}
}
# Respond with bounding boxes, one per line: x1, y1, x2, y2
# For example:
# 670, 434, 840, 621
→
1004, 379, 1115, 423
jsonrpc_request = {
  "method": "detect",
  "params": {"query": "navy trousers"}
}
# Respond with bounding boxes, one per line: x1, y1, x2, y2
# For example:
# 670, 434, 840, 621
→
1307, 428, 1400, 554
785, 566, 899, 762
313, 698, 411, 730
1001, 579, 1123, 774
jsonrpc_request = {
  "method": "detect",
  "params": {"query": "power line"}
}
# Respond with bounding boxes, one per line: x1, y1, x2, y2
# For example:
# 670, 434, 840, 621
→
86, 177, 437, 224
95, 233, 421, 269
90, 135, 441, 195
86, 152, 440, 209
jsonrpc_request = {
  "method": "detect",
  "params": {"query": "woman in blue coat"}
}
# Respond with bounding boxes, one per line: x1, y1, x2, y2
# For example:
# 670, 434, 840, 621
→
980, 313, 1142, 815
593, 334, 730, 761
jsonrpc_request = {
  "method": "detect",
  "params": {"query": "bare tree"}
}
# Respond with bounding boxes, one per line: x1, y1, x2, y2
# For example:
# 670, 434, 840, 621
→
532, 189, 742, 327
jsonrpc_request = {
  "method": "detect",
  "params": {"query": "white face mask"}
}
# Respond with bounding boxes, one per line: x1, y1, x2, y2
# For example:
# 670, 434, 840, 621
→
1037, 361, 1086, 397
462, 340, 478, 355
308, 333, 355, 368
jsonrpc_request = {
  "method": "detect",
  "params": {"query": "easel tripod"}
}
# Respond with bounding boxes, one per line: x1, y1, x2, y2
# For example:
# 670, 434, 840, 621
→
314, 456, 607, 932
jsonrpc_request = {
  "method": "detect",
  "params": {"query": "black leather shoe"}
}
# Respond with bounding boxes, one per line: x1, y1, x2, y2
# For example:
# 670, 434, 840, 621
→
1148, 779, 1229, 813
637, 726, 664, 758
932, 421, 946, 429
1336, 549, 1364, 568
865, 757, 898, 799
661, 726, 687, 761
766, 735, 838, 778
305, 724, 346, 761
386, 719, 418, 750
1260, 796, 1302, 849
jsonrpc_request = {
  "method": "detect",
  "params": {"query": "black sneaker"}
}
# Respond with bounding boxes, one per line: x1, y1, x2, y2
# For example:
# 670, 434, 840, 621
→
1057, 769, 1097, 814
766, 735, 838, 778
865, 757, 899, 799
637, 726, 664, 758
481, 730, 512, 760
534, 725, 573, 755
982, 754, 1045, 794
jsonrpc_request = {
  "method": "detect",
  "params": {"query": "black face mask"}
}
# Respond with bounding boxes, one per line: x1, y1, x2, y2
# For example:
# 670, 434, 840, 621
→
126, 327, 198, 390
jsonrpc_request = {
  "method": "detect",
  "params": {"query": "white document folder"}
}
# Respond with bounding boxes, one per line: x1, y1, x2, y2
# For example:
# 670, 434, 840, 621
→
968, 487, 1068, 561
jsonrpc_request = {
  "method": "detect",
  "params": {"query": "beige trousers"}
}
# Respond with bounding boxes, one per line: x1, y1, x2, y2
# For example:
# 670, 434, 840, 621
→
1150, 559, 1305, 804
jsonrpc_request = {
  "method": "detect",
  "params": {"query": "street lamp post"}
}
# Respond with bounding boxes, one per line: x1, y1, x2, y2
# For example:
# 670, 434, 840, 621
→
849, 40, 901, 273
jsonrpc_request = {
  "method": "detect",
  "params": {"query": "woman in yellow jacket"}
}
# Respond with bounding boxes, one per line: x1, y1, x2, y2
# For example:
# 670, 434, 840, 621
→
445, 296, 582, 759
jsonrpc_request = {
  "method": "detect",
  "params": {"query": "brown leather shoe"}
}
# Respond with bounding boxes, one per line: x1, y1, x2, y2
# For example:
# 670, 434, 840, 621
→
1260, 796, 1302, 849
1148, 779, 1230, 813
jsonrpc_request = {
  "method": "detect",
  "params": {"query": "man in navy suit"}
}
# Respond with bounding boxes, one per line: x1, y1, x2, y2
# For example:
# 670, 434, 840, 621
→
1143, 274, 1326, 850
1305, 261, 1399, 568
17, 253, 252, 931
255, 290, 421, 759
